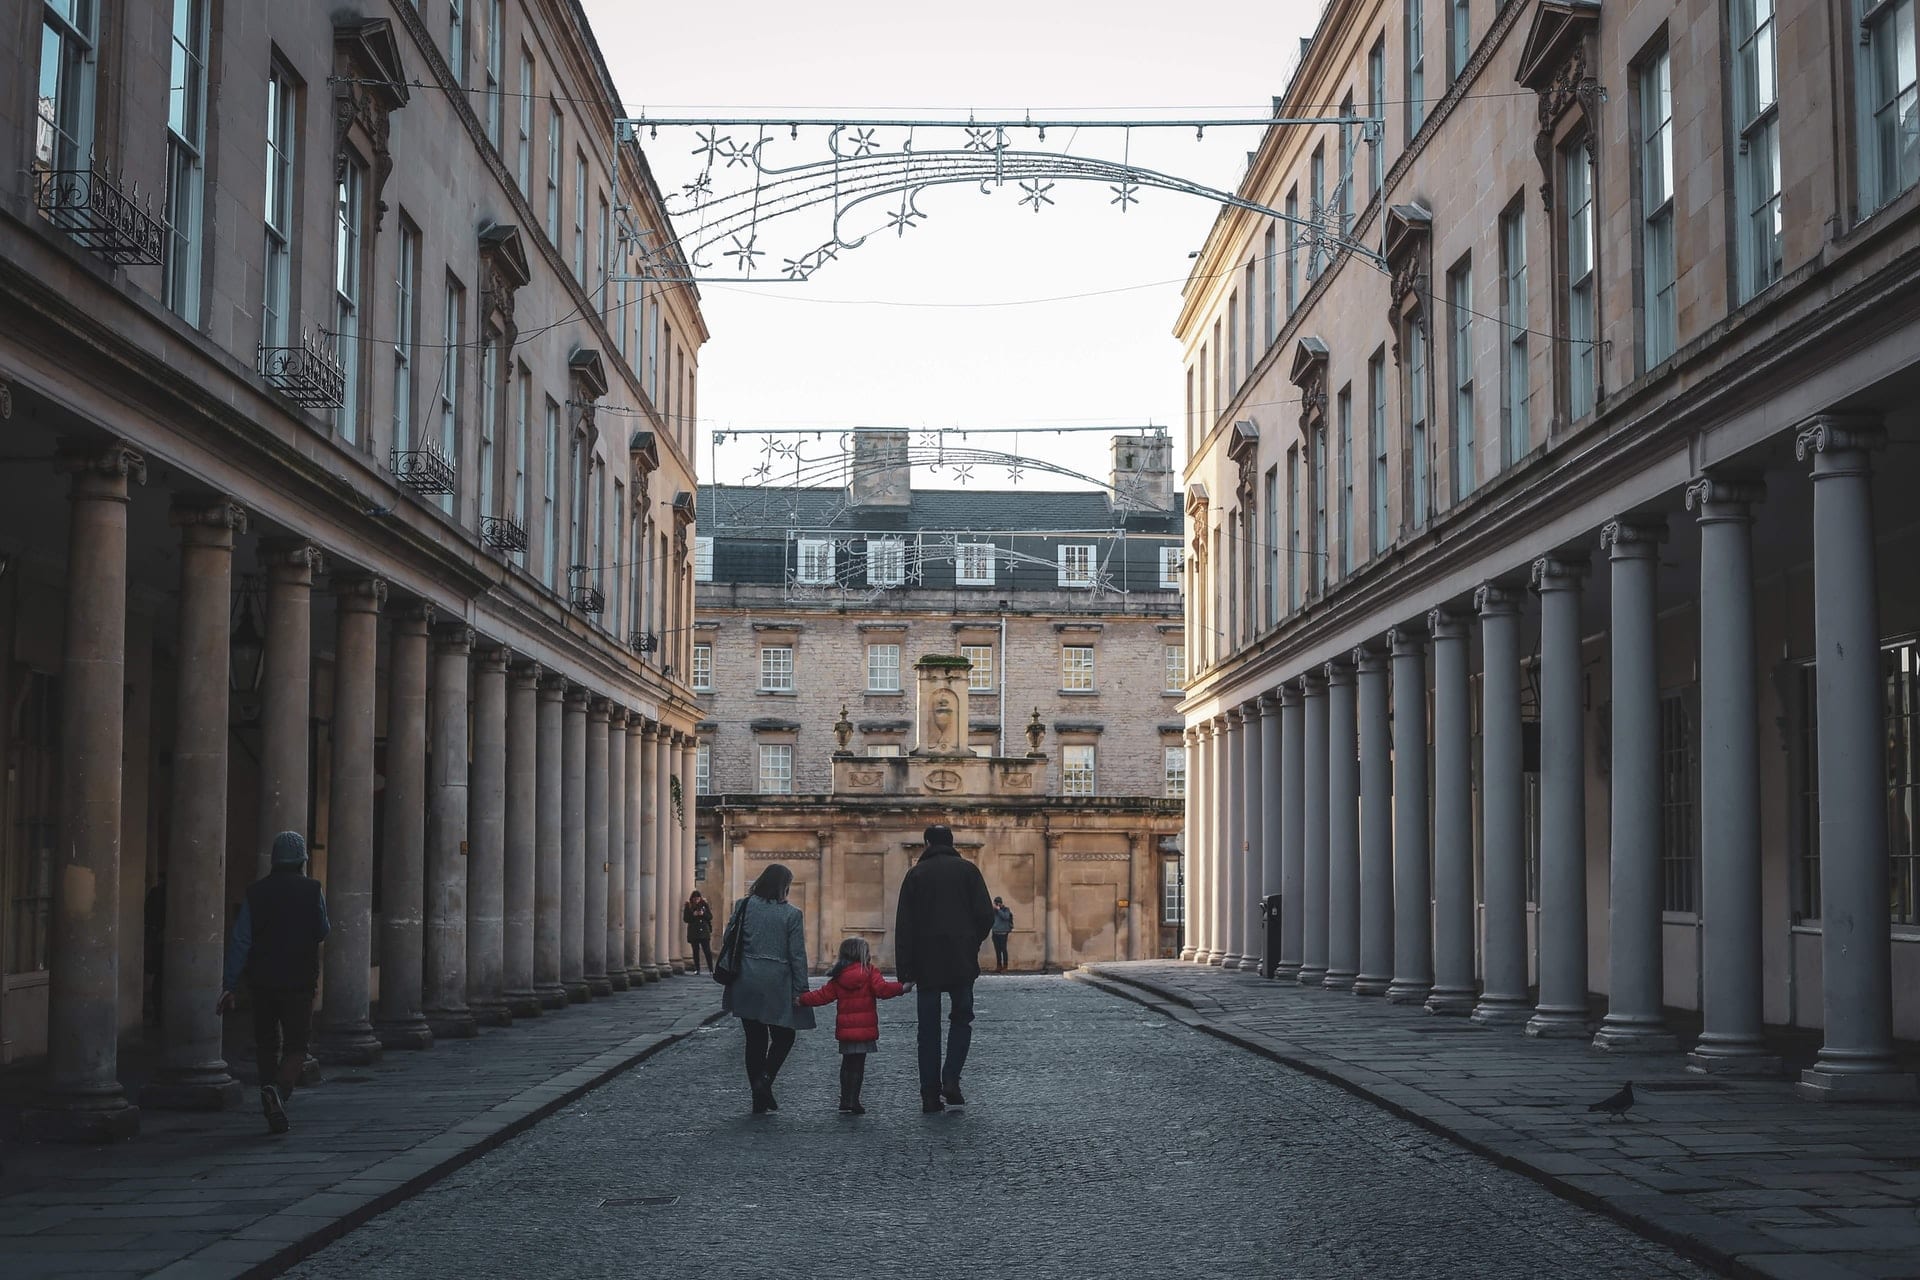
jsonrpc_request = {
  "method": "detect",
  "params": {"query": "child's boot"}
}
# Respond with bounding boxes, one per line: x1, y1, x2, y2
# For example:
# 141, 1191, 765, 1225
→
846, 1055, 867, 1115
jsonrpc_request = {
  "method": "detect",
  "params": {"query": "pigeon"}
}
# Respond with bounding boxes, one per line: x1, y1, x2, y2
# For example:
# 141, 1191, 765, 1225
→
1588, 1081, 1635, 1120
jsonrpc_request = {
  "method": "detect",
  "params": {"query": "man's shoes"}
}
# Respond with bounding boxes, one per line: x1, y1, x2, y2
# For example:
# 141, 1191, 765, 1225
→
261, 1085, 289, 1135
921, 1087, 946, 1114
940, 1081, 966, 1107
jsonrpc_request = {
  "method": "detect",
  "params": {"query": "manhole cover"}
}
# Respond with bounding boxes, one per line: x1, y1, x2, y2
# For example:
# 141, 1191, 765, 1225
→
599, 1195, 679, 1208
1636, 1081, 1728, 1093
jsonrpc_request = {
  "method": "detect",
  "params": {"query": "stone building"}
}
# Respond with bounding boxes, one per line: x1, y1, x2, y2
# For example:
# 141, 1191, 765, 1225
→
0, 0, 706, 1139
694, 430, 1187, 966
1178, 0, 1920, 1099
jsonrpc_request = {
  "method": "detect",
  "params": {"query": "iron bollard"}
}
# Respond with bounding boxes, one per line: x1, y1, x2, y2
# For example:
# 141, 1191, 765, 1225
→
1260, 893, 1283, 979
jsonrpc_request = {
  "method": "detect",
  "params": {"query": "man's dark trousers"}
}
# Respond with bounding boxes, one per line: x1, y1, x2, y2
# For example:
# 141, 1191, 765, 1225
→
917, 981, 975, 1090
251, 987, 314, 1098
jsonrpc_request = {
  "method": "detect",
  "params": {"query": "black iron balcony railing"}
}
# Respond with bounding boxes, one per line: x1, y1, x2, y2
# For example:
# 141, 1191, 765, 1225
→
390, 445, 456, 495
571, 584, 606, 614
628, 631, 659, 654
480, 515, 529, 552
258, 333, 347, 408
34, 167, 165, 265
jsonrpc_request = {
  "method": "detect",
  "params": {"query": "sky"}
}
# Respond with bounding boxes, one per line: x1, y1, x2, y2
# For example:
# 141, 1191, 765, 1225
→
581, 0, 1325, 491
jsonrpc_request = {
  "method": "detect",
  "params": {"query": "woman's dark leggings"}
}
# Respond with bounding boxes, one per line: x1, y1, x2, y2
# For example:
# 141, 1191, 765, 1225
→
691, 939, 715, 972
742, 1019, 795, 1085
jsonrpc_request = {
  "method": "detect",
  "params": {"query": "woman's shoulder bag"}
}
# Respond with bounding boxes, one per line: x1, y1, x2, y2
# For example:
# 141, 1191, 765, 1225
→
712, 897, 750, 986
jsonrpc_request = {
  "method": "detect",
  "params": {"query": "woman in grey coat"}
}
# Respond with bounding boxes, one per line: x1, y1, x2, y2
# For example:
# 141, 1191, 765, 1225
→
718, 863, 815, 1113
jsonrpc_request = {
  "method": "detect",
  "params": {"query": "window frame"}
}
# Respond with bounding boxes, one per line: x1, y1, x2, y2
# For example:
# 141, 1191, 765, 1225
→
1447, 257, 1475, 501
795, 536, 836, 585
1061, 645, 1096, 692
392, 218, 420, 453
1061, 744, 1097, 797
1406, 0, 1428, 137
757, 743, 794, 795
163, 0, 210, 324
691, 641, 713, 692
1057, 543, 1095, 588
1499, 198, 1530, 467
955, 541, 995, 586
962, 644, 995, 691
333, 159, 368, 446
866, 642, 902, 693
1636, 43, 1678, 370
866, 536, 906, 587
1159, 544, 1182, 590
1368, 348, 1389, 556
1164, 745, 1187, 799
36, 0, 99, 174
1858, 0, 1920, 215
1563, 137, 1599, 421
759, 644, 796, 693
1732, 0, 1782, 298
1164, 642, 1187, 692
693, 535, 714, 581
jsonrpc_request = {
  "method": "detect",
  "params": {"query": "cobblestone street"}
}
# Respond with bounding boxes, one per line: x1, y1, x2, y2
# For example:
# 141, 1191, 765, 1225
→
290, 977, 1703, 1279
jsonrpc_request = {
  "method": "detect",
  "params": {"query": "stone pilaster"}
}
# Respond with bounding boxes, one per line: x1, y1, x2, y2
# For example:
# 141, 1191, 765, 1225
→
1427, 608, 1477, 1016
144, 499, 248, 1111
1527, 555, 1592, 1039
1473, 584, 1532, 1025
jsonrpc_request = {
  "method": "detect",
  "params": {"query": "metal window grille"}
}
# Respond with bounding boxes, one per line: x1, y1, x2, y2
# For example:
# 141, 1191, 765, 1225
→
1660, 690, 1700, 913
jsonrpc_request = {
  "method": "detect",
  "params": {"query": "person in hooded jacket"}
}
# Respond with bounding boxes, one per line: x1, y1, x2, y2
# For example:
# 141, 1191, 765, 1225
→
218, 832, 329, 1135
893, 823, 996, 1113
798, 938, 911, 1114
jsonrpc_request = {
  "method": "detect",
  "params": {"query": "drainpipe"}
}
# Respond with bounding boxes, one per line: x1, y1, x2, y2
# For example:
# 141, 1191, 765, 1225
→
998, 611, 1009, 757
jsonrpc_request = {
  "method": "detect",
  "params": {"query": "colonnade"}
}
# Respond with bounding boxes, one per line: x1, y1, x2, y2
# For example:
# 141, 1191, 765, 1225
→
20, 442, 700, 1142
1178, 418, 1918, 1104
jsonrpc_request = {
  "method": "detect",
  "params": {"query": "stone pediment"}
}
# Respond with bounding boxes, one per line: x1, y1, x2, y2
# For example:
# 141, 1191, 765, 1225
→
1515, 0, 1602, 93
1289, 336, 1329, 388
568, 348, 609, 400
1226, 420, 1260, 462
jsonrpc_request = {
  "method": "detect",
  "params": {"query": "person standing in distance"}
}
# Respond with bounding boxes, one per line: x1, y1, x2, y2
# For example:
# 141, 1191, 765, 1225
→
893, 823, 995, 1113
990, 896, 1014, 973
218, 832, 330, 1135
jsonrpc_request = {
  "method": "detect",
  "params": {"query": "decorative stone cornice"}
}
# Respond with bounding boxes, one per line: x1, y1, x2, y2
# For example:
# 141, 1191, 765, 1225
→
1529, 554, 1588, 592
1474, 582, 1523, 615
1600, 519, 1667, 558
1426, 608, 1469, 640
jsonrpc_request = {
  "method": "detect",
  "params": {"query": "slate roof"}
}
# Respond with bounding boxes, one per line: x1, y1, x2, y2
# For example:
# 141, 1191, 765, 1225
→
699, 484, 1178, 536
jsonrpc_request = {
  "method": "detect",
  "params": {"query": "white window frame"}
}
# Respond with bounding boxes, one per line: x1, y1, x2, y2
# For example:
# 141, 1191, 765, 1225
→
691, 642, 713, 692
448, 0, 466, 86
1159, 545, 1182, 589
962, 644, 995, 691
1407, 0, 1427, 136
484, 0, 503, 146
1448, 259, 1475, 500
163, 0, 209, 324
1859, 0, 1920, 214
261, 65, 294, 352
516, 47, 533, 190
1733, 0, 1782, 299
333, 161, 366, 446
1638, 47, 1677, 369
1368, 350, 1389, 555
546, 103, 563, 242
1407, 317, 1430, 528
1062, 744, 1097, 797
1062, 645, 1095, 692
693, 535, 714, 581
1057, 544, 1095, 588
572, 151, 587, 282
1164, 642, 1187, 691
1499, 202, 1530, 467
695, 742, 711, 794
1566, 140, 1598, 419
867, 643, 902, 692
1164, 746, 1187, 798
757, 744, 793, 795
759, 645, 795, 692
1163, 855, 1186, 924
542, 398, 559, 586
796, 536, 835, 585
866, 537, 906, 587
392, 221, 419, 453
956, 542, 995, 586
437, 278, 463, 514
36, 0, 98, 173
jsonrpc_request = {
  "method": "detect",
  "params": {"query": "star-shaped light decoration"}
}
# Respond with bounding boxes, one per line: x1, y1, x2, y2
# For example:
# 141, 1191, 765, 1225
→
848, 128, 880, 157
1018, 180, 1056, 213
1109, 181, 1141, 210
781, 254, 813, 281
725, 235, 764, 274
691, 128, 730, 163
1006, 460, 1026, 484
680, 172, 714, 202
964, 127, 999, 153
720, 138, 758, 170
951, 463, 975, 484
886, 203, 923, 237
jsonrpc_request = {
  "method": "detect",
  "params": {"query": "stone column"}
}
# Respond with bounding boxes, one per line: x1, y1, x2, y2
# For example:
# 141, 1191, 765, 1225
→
1205, 719, 1229, 966
1527, 555, 1592, 1039
1354, 646, 1393, 997
1427, 608, 1477, 1015
257, 540, 322, 873
680, 736, 699, 967
625, 715, 650, 983
654, 726, 677, 976
1300, 673, 1330, 986
375, 604, 434, 1049
637, 723, 661, 979
583, 698, 612, 997
1795, 419, 1917, 1101
1278, 683, 1305, 981
1685, 477, 1778, 1074
607, 709, 629, 991
422, 624, 476, 1039
1180, 727, 1202, 962
143, 499, 247, 1111
24, 446, 146, 1141
1238, 699, 1264, 973
1473, 585, 1532, 1024
1324, 660, 1359, 990
467, 645, 510, 1027
533, 675, 567, 1007
1187, 724, 1212, 963
314, 575, 386, 1064
501, 660, 540, 1018
561, 686, 590, 1001
1388, 624, 1433, 1006
1258, 693, 1283, 971
1593, 520, 1676, 1051
1220, 709, 1248, 969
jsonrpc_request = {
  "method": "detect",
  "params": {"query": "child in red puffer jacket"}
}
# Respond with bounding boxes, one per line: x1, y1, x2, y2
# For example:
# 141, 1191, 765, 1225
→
798, 938, 912, 1114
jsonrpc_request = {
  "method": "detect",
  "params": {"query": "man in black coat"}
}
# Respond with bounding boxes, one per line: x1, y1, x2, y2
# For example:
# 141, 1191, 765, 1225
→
894, 824, 995, 1113
218, 832, 330, 1135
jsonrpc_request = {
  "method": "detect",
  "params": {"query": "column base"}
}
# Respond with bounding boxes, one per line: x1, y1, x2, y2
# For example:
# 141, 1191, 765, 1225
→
1178, 947, 1197, 962
646, 964, 671, 981
1321, 970, 1356, 991
1217, 951, 1244, 969
1298, 965, 1327, 986
1351, 973, 1390, 997
535, 983, 569, 1010
1525, 1008, 1593, 1039
1591, 1019, 1677, 1054
314, 1022, 385, 1065
1272, 962, 1301, 981
425, 1009, 479, 1039
504, 989, 543, 1018
1686, 1047, 1781, 1077
1386, 981, 1432, 1006
1796, 1064, 1920, 1104
1424, 987, 1476, 1016
586, 975, 613, 998
631, 966, 658, 984
1470, 997, 1533, 1026
469, 999, 514, 1028
139, 1067, 243, 1111
563, 980, 591, 1003
374, 1017, 434, 1050
20, 1091, 140, 1144
608, 970, 631, 992
1237, 957, 1262, 973
673, 959, 691, 974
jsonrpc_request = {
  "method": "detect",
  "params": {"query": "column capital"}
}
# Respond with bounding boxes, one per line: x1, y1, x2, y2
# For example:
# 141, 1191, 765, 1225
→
1426, 607, 1469, 641
1600, 518, 1667, 559
1529, 554, 1588, 592
588, 696, 613, 720
1794, 413, 1885, 463
1353, 643, 1389, 673
1324, 658, 1356, 686
509, 658, 542, 687
433, 622, 476, 655
57, 441, 147, 494
391, 601, 436, 633
1474, 582, 1522, 616
332, 574, 388, 613
537, 671, 569, 698
641, 720, 664, 741
1184, 725, 1201, 744
1277, 679, 1303, 706
1259, 689, 1284, 710
1298, 669, 1327, 695
261, 538, 325, 581
1225, 704, 1247, 725
1387, 623, 1426, 656
625, 711, 648, 734
564, 683, 590, 709
475, 644, 512, 674
168, 498, 248, 542
1685, 472, 1765, 521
